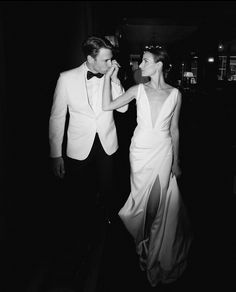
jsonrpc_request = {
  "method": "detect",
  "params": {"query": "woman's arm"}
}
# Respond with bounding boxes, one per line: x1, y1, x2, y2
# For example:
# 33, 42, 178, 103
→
102, 64, 137, 111
111, 81, 128, 113
170, 90, 182, 177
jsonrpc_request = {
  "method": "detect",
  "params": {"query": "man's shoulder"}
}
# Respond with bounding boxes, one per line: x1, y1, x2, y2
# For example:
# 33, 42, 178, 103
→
60, 63, 85, 79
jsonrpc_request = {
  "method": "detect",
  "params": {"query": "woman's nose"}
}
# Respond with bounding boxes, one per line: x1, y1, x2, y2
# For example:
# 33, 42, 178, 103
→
107, 60, 112, 67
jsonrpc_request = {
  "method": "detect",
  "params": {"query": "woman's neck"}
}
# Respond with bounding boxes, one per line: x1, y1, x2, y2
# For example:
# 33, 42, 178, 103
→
149, 74, 166, 90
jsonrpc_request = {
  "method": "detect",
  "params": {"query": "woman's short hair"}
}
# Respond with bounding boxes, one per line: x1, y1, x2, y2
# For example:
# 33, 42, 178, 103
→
143, 45, 172, 74
82, 35, 114, 59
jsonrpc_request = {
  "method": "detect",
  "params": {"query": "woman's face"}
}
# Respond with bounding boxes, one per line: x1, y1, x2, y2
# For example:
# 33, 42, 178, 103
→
139, 52, 158, 77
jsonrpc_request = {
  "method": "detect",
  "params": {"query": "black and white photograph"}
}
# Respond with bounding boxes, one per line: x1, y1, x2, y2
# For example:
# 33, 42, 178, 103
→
1, 1, 235, 292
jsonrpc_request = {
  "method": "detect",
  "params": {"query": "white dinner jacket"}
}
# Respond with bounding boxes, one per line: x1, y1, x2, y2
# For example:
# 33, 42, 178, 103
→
49, 63, 128, 160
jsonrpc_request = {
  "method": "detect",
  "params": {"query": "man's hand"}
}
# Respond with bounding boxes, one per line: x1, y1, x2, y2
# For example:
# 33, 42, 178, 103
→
52, 157, 65, 179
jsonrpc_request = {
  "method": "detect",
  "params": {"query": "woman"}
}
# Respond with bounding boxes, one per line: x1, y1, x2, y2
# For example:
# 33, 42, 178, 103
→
102, 45, 192, 286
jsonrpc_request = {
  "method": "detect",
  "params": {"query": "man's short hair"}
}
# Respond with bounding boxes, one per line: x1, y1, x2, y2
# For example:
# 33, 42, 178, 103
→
82, 35, 114, 59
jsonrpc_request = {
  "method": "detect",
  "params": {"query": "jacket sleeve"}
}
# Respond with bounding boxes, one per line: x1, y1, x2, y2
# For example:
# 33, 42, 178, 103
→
111, 81, 128, 113
49, 74, 68, 157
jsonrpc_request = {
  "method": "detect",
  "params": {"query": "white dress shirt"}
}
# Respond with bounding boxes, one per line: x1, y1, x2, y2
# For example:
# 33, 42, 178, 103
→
85, 64, 101, 111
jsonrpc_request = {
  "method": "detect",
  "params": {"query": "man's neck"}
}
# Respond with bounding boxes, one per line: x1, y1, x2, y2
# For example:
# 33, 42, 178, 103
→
86, 62, 97, 73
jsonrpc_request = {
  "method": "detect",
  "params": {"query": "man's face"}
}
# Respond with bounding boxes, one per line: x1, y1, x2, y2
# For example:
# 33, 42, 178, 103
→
90, 48, 113, 74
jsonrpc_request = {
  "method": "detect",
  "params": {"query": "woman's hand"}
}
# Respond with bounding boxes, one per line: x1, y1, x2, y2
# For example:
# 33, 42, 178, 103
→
111, 60, 120, 80
105, 64, 116, 78
171, 161, 182, 178
105, 60, 121, 83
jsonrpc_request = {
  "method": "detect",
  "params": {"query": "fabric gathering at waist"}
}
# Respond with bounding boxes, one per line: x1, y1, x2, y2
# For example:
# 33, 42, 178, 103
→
131, 126, 171, 149
135, 126, 171, 139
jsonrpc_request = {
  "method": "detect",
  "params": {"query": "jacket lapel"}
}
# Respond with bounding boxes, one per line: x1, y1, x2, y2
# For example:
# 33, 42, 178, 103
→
76, 64, 94, 115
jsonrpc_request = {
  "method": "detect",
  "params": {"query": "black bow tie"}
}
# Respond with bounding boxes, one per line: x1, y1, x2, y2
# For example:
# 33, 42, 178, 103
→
87, 71, 104, 80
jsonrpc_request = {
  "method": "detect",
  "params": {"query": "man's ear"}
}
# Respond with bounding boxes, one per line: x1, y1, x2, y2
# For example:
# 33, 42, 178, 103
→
87, 55, 94, 64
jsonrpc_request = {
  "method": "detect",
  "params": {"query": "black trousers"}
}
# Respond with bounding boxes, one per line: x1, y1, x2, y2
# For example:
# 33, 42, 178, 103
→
63, 134, 115, 245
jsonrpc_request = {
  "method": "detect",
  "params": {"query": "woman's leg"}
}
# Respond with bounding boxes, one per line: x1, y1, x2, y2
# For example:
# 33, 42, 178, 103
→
144, 175, 161, 238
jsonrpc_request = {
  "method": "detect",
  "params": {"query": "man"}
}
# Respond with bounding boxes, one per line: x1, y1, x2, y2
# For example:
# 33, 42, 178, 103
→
49, 36, 128, 251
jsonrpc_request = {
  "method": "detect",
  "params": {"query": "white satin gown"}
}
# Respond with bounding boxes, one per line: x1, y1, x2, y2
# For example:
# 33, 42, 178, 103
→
118, 83, 192, 286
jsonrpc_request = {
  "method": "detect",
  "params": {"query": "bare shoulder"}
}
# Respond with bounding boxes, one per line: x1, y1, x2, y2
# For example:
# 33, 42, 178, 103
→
126, 84, 139, 96
167, 85, 182, 99
165, 84, 177, 93
165, 86, 182, 106
175, 88, 182, 102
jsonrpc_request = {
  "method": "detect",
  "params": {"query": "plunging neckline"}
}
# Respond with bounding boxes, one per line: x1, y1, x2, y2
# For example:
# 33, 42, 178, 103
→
143, 84, 175, 128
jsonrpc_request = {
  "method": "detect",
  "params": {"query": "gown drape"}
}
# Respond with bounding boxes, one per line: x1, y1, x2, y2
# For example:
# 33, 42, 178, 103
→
118, 83, 192, 286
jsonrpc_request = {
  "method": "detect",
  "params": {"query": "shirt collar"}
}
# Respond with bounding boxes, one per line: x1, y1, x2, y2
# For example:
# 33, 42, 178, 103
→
84, 62, 103, 82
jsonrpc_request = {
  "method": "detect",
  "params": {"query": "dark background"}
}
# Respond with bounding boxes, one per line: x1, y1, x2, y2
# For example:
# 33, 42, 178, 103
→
0, 1, 235, 291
